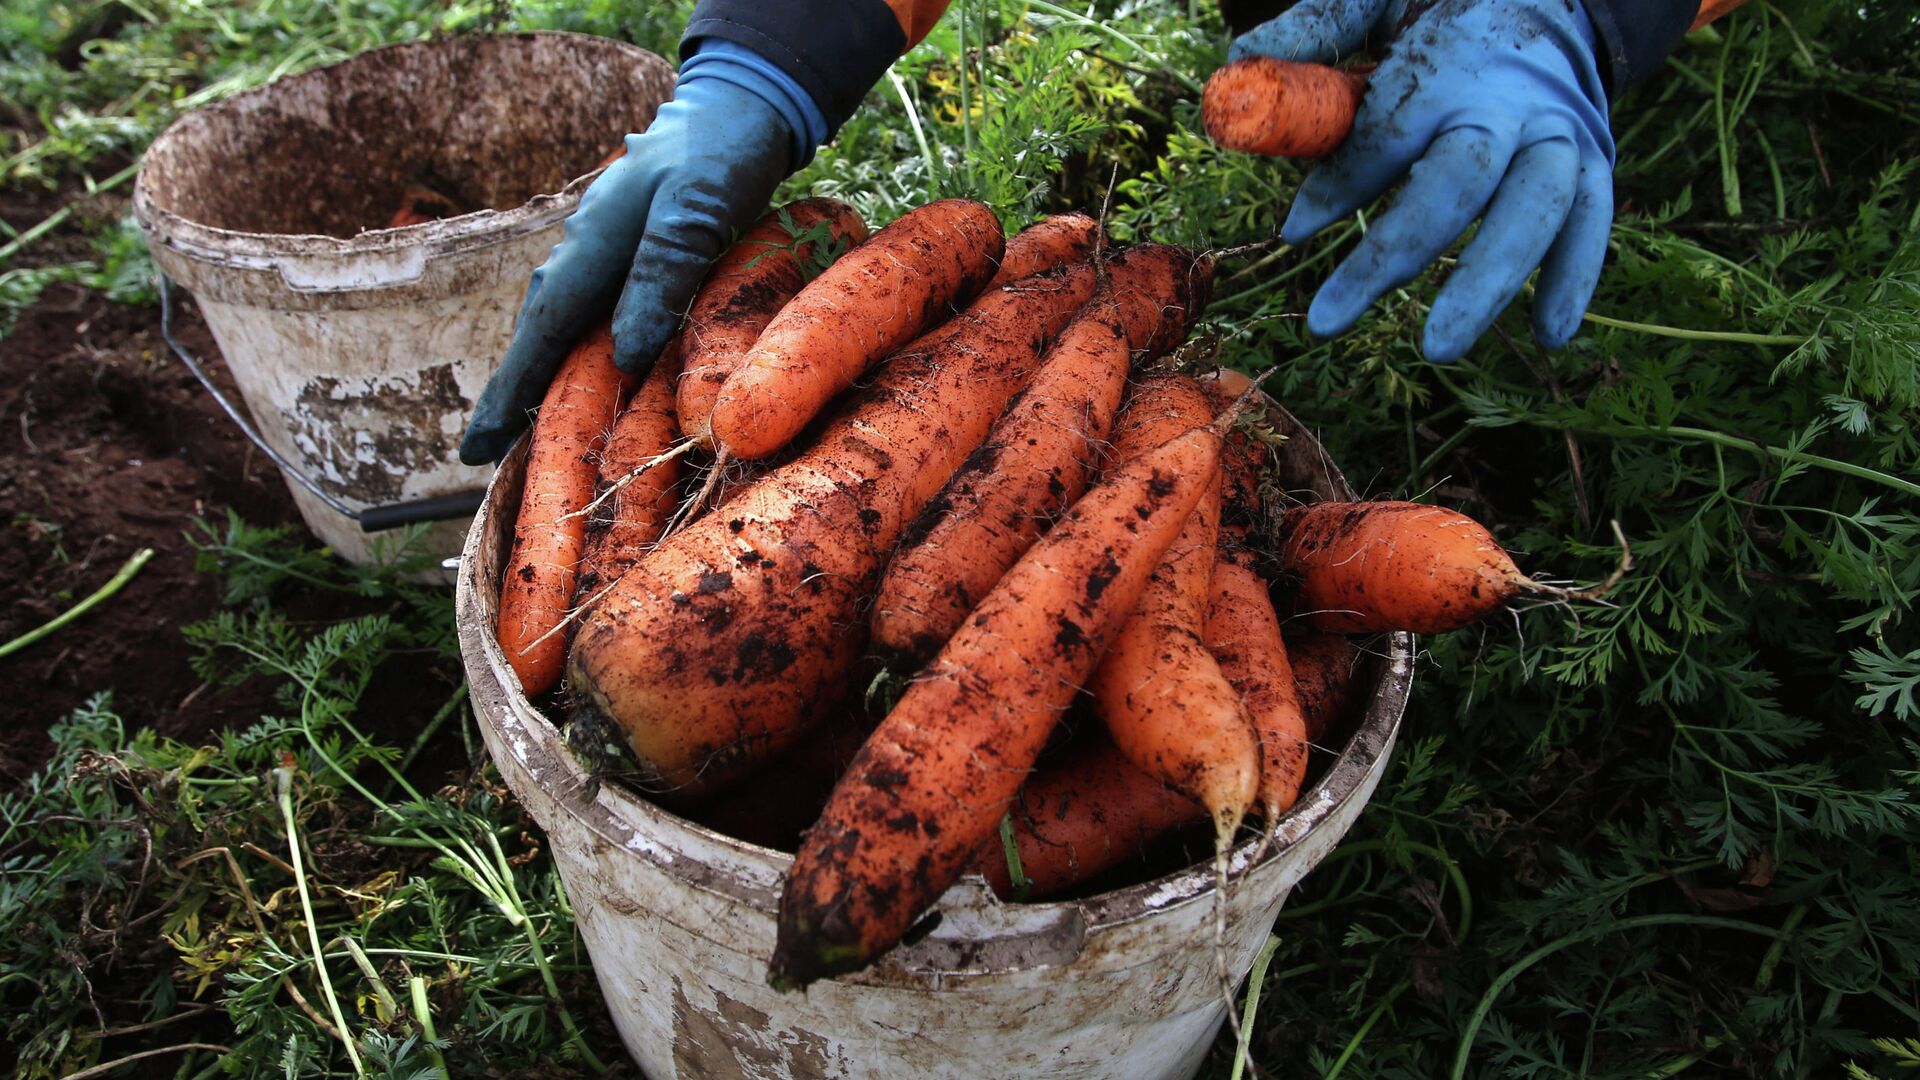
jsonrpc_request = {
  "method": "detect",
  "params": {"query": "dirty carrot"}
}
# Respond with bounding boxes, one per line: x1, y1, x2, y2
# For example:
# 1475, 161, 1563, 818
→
386, 183, 460, 228
973, 738, 1205, 900
574, 341, 685, 602
1277, 501, 1628, 634
1089, 375, 1261, 848
987, 212, 1102, 288
1284, 629, 1361, 744
1201, 57, 1370, 159
496, 322, 629, 696
770, 416, 1228, 988
1205, 550, 1311, 824
708, 197, 1005, 460
676, 198, 869, 440
872, 244, 1212, 661
566, 262, 1099, 797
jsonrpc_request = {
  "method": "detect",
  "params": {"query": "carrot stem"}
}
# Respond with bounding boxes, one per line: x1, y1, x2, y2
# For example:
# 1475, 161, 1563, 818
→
1228, 934, 1281, 1080
0, 546, 152, 660
1516, 520, 1633, 603
1451, 914, 1790, 1080
997, 813, 1032, 902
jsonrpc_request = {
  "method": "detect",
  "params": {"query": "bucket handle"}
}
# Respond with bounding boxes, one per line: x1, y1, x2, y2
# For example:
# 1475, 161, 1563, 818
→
158, 274, 485, 533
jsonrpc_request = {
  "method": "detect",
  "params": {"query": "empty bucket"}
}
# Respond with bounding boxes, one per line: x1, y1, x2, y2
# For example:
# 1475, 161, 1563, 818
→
134, 32, 674, 567
455, 393, 1413, 1079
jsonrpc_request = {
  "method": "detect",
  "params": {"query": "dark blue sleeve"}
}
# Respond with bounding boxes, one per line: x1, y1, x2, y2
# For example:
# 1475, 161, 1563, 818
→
1581, 0, 1695, 91
681, 1, 907, 138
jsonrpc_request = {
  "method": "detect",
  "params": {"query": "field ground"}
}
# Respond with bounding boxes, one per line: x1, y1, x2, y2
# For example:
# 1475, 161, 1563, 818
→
3, 0, 1918, 1077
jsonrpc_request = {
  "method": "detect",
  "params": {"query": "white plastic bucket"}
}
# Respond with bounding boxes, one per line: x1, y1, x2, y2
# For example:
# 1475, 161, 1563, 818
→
133, 32, 675, 567
454, 397, 1413, 1079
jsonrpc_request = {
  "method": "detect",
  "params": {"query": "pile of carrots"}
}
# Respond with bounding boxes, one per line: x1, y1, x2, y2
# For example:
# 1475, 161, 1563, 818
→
491, 196, 1595, 990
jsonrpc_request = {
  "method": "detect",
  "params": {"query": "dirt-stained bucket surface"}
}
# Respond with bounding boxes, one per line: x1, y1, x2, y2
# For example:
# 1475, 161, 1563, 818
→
137, 32, 670, 241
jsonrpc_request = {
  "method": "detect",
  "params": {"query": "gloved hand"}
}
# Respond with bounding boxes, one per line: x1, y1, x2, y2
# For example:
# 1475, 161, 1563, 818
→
1231, 0, 1616, 362
461, 44, 821, 465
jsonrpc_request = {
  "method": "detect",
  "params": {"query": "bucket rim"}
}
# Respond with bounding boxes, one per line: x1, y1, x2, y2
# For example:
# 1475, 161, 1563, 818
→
454, 386, 1413, 969
131, 31, 670, 264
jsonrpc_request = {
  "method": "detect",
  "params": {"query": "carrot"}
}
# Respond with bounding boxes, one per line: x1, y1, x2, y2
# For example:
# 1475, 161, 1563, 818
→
1088, 375, 1261, 847
1692, 0, 1751, 29
871, 244, 1213, 661
1200, 370, 1276, 533
707, 198, 1006, 460
676, 199, 870, 440
1277, 500, 1540, 633
973, 738, 1205, 900
496, 322, 630, 696
592, 145, 626, 172
1205, 550, 1311, 823
1201, 58, 1370, 159
1284, 629, 1360, 744
573, 341, 684, 602
386, 183, 460, 228
987, 212, 1102, 288
770, 417, 1229, 988
566, 262, 1100, 797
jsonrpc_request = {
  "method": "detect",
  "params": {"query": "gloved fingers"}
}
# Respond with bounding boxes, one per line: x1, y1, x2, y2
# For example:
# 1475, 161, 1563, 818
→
1422, 137, 1580, 363
1531, 149, 1614, 348
1279, 68, 1438, 244
458, 154, 663, 465
611, 178, 753, 374
1228, 0, 1394, 64
1305, 125, 1510, 340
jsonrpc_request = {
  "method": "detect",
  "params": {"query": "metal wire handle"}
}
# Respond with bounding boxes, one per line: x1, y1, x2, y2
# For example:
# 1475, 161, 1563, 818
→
157, 273, 484, 532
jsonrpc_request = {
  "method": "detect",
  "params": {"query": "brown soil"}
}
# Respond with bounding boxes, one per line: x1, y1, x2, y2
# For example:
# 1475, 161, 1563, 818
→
0, 281, 310, 781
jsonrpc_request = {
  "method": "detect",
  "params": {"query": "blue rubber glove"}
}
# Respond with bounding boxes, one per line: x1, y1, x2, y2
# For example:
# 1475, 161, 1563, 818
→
460, 44, 826, 465
1231, 0, 1617, 362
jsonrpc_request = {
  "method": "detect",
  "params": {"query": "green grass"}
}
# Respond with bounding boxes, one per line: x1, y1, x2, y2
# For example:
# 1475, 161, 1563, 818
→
3, 0, 1919, 1076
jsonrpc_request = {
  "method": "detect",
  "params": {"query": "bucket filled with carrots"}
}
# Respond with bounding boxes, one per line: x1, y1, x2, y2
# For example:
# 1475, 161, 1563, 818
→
451, 197, 1614, 1077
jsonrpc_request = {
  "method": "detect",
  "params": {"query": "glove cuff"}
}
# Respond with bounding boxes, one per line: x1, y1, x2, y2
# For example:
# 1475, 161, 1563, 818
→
1577, 0, 1694, 93
679, 41, 831, 169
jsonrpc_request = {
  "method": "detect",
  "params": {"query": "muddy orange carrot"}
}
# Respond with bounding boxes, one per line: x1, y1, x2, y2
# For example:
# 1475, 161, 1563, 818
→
1201, 58, 1370, 159
708, 198, 1005, 460
496, 322, 629, 696
1205, 550, 1311, 822
1285, 629, 1360, 744
973, 739, 1205, 900
676, 199, 869, 439
770, 418, 1228, 988
566, 263, 1100, 797
574, 341, 684, 602
1278, 500, 1560, 633
987, 212, 1102, 288
1089, 375, 1261, 848
386, 184, 459, 228
871, 244, 1212, 661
